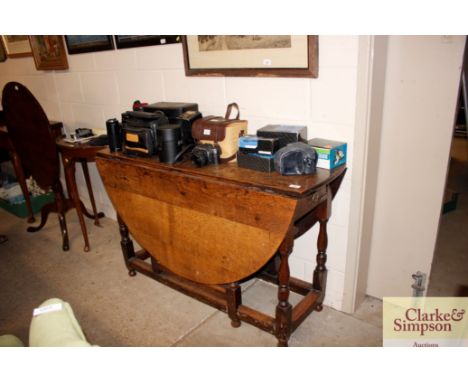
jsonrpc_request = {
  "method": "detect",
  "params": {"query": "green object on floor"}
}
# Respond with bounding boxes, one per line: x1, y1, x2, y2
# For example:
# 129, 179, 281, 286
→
0, 191, 54, 218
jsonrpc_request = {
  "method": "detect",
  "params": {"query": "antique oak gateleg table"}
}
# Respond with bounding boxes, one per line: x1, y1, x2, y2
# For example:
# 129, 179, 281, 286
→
96, 149, 346, 346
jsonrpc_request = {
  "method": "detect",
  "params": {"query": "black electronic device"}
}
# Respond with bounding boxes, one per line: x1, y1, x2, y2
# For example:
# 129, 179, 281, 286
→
191, 143, 220, 167
143, 102, 199, 118
143, 102, 201, 145
75, 128, 93, 138
274, 142, 317, 176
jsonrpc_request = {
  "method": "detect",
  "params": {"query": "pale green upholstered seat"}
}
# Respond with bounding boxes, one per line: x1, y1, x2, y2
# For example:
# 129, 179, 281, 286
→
0, 334, 24, 347
0, 298, 94, 347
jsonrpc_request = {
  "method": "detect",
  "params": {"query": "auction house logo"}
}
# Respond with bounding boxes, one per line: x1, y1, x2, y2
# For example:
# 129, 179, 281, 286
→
383, 297, 468, 346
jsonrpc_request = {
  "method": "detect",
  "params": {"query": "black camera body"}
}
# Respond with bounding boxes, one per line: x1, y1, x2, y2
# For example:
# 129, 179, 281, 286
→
75, 128, 94, 138
192, 143, 220, 167
121, 110, 168, 157
143, 102, 201, 146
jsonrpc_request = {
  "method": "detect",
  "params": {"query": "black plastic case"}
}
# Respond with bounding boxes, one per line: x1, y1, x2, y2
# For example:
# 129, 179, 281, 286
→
237, 151, 275, 173
256, 124, 308, 149
143, 102, 199, 118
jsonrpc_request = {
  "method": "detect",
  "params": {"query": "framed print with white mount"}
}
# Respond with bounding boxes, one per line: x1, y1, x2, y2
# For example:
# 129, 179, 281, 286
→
182, 35, 318, 78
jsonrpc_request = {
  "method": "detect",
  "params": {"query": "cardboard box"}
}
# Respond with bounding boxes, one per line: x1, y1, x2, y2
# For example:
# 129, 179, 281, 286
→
308, 138, 347, 170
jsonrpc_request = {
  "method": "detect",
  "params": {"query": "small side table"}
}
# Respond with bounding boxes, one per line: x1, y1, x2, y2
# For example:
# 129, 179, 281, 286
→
56, 138, 106, 252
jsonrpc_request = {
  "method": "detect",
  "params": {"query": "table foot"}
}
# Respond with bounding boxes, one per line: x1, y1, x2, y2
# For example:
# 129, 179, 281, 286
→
84, 245, 90, 252
231, 319, 241, 328
27, 216, 36, 224
128, 269, 137, 277
81, 202, 104, 220
27, 201, 54, 232
314, 303, 323, 312
277, 339, 289, 347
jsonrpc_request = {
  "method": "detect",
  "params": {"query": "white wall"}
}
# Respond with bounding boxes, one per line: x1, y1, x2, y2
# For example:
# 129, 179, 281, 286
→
0, 36, 360, 310
365, 36, 465, 298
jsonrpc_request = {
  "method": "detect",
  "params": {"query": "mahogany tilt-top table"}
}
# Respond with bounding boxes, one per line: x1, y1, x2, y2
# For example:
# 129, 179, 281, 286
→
56, 138, 106, 252
96, 149, 346, 346
0, 120, 63, 223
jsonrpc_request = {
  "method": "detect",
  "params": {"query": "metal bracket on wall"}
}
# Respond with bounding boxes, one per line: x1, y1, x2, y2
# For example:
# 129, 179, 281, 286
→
411, 271, 427, 297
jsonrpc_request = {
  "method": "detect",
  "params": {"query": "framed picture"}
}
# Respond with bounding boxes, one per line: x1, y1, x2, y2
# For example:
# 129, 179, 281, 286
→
64, 35, 114, 54
0, 39, 7, 62
29, 36, 68, 70
182, 35, 318, 78
115, 35, 181, 49
1, 35, 32, 58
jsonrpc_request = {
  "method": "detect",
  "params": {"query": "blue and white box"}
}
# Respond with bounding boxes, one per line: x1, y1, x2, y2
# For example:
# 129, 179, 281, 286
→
308, 138, 347, 170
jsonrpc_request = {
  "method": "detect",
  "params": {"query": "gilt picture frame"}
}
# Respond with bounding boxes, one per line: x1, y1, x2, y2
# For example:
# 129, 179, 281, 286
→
1, 35, 32, 58
29, 36, 68, 70
182, 35, 318, 78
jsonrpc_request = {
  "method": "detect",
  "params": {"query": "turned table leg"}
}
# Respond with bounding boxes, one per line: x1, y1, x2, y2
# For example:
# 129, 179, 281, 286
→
275, 233, 294, 347
313, 190, 331, 312
117, 214, 137, 277
313, 219, 328, 312
226, 282, 242, 328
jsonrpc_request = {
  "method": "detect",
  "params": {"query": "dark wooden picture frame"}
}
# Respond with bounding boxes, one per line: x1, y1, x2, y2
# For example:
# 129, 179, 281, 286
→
65, 35, 114, 55
29, 36, 68, 70
182, 35, 318, 78
1, 35, 32, 58
115, 35, 181, 49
